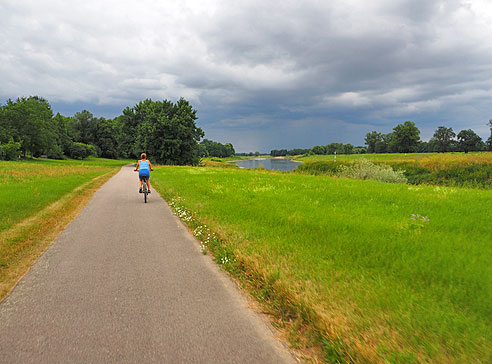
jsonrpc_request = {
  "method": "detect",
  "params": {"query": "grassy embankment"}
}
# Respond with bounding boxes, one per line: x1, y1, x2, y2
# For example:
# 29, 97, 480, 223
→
152, 166, 491, 363
295, 152, 492, 188
0, 157, 130, 300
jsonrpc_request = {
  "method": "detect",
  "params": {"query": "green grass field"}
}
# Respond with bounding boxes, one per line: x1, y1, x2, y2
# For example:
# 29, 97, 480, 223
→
0, 157, 130, 233
152, 166, 492, 363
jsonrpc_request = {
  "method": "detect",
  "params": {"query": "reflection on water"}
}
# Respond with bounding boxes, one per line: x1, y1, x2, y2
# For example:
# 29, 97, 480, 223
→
233, 158, 301, 171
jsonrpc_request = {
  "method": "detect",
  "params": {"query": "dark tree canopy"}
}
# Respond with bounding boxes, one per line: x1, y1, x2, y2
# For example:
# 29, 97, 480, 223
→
457, 129, 483, 153
430, 126, 456, 153
391, 121, 421, 153
122, 98, 204, 165
0, 96, 204, 163
199, 139, 235, 158
364, 131, 382, 153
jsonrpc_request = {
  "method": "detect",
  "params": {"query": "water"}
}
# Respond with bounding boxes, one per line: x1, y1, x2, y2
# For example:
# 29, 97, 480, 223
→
233, 158, 301, 171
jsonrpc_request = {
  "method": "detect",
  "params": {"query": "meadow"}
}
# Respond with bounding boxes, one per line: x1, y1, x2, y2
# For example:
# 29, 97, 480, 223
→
152, 166, 492, 364
295, 152, 492, 188
0, 157, 130, 300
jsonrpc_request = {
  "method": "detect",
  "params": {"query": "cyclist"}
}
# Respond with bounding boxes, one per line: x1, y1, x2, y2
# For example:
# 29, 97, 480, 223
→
134, 153, 153, 193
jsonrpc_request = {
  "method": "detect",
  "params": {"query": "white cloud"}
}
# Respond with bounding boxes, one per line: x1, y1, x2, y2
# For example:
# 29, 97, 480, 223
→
1, 0, 492, 149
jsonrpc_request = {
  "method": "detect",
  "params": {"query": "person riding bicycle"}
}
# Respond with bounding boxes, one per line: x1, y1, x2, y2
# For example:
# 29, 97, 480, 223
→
135, 153, 153, 193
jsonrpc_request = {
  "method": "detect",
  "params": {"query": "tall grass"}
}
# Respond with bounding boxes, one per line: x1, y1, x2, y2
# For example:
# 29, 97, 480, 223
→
296, 153, 492, 188
152, 166, 492, 363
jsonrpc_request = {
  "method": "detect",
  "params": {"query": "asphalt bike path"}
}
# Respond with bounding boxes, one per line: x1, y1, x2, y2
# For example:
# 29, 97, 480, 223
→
0, 165, 298, 363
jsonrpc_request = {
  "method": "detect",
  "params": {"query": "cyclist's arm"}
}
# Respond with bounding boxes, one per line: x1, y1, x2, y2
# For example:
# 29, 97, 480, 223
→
135, 160, 140, 171
149, 161, 153, 170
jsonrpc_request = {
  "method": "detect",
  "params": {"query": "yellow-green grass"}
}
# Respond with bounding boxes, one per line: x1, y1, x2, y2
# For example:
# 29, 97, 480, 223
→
295, 153, 492, 189
296, 152, 492, 168
200, 157, 241, 168
152, 166, 491, 363
0, 157, 130, 300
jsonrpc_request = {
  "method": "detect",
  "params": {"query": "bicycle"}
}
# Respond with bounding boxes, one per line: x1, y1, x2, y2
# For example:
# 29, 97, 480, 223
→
134, 169, 153, 203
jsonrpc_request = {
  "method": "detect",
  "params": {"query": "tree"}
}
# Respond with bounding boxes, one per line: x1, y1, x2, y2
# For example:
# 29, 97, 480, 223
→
0, 102, 15, 144
114, 114, 138, 159
287, 148, 309, 156
429, 126, 456, 152
47, 113, 72, 159
365, 131, 382, 153
391, 121, 421, 153
224, 143, 235, 157
199, 139, 235, 158
486, 119, 492, 152
4, 97, 54, 158
342, 143, 354, 154
353, 146, 367, 154
375, 133, 392, 153
311, 145, 326, 155
124, 98, 204, 165
326, 143, 343, 155
94, 117, 118, 158
0, 137, 22, 160
69, 110, 99, 146
457, 129, 483, 153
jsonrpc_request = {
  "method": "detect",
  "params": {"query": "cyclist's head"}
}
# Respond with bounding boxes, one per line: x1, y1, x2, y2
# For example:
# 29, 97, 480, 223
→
141, 153, 147, 160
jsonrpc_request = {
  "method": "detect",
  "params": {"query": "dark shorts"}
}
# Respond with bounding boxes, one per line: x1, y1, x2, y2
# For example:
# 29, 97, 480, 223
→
139, 169, 150, 181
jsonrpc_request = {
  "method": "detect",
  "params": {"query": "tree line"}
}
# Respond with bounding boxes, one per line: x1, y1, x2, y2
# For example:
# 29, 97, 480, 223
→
271, 120, 492, 157
198, 139, 235, 158
365, 121, 492, 153
271, 144, 367, 157
0, 96, 236, 163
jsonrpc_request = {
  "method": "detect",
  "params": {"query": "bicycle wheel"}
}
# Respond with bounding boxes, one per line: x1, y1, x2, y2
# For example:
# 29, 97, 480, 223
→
143, 182, 148, 203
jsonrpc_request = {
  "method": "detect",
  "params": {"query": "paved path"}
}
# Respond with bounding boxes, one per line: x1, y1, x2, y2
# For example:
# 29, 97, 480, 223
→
0, 166, 297, 363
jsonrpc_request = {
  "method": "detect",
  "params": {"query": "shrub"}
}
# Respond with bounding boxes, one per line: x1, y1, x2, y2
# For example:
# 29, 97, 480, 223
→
0, 138, 22, 161
68, 142, 97, 160
339, 159, 408, 183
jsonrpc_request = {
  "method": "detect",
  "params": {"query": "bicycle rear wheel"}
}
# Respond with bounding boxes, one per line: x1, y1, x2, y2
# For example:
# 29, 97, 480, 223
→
142, 177, 148, 203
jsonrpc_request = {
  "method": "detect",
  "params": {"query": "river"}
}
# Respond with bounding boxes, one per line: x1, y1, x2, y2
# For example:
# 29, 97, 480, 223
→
233, 158, 301, 171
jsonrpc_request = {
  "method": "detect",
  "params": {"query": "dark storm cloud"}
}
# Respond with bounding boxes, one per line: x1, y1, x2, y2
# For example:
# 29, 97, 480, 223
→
1, 0, 492, 151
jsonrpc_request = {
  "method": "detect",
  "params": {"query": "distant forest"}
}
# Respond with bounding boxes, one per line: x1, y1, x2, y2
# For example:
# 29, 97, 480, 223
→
0, 96, 234, 163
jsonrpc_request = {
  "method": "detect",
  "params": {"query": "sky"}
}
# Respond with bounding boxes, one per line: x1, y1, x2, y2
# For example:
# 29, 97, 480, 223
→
1, 0, 492, 152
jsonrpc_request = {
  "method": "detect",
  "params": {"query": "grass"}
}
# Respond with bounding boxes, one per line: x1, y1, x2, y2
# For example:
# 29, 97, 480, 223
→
295, 152, 492, 167
152, 166, 491, 364
0, 157, 131, 300
295, 152, 492, 189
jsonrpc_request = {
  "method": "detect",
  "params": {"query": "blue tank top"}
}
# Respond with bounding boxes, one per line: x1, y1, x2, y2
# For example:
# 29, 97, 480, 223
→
140, 160, 149, 170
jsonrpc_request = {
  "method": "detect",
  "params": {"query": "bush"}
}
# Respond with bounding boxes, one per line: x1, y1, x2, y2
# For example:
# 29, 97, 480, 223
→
339, 159, 408, 183
68, 142, 97, 159
0, 138, 22, 161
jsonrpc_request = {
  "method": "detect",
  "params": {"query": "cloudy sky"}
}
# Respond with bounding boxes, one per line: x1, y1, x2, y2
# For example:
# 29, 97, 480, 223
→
1, 0, 492, 152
